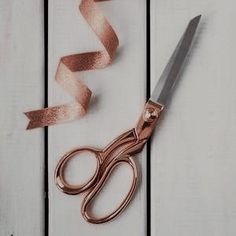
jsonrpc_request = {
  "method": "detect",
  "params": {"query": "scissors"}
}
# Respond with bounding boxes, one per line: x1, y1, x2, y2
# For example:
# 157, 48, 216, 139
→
55, 15, 201, 224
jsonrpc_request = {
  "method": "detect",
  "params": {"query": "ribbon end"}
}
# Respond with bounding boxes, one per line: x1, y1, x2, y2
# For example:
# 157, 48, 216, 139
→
24, 112, 38, 130
26, 123, 32, 130
24, 112, 30, 130
26, 121, 42, 130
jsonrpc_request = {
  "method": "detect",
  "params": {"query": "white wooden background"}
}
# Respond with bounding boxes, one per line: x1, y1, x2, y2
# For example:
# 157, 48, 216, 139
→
1, 0, 236, 236
48, 0, 146, 235
0, 0, 44, 235
151, 0, 236, 236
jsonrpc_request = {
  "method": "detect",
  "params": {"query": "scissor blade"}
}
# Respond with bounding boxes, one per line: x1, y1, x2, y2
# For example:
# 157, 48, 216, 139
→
150, 15, 201, 105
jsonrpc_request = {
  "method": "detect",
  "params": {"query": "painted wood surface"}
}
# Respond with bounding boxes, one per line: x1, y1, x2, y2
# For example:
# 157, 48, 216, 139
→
2, 0, 236, 235
0, 0, 44, 235
48, 0, 147, 235
151, 0, 236, 235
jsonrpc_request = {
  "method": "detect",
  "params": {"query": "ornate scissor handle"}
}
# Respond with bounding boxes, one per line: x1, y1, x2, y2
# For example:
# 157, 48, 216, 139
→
55, 101, 163, 223
55, 147, 138, 224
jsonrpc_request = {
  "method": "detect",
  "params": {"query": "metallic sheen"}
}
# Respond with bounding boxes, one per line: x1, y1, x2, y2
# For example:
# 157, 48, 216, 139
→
24, 0, 119, 129
150, 15, 201, 105
55, 101, 164, 224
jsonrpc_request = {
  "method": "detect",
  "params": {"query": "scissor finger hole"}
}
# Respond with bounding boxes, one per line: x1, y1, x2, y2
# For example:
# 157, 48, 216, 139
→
89, 161, 135, 219
63, 150, 98, 186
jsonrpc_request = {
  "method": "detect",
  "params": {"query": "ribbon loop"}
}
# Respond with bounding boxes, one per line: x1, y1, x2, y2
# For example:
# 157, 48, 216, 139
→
25, 0, 119, 129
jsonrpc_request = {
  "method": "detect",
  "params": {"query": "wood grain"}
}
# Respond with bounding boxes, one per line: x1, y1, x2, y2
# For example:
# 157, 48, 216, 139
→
151, 0, 236, 235
0, 0, 44, 235
48, 0, 147, 235
2, 0, 236, 235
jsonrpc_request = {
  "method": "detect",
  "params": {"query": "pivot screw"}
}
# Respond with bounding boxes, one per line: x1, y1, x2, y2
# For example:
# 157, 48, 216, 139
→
143, 107, 158, 122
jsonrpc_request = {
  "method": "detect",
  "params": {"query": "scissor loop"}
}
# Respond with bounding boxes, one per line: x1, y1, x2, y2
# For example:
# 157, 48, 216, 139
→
55, 147, 102, 195
81, 155, 138, 224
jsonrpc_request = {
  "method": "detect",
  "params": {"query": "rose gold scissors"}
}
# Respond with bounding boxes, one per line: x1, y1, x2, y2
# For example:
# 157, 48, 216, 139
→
55, 15, 201, 224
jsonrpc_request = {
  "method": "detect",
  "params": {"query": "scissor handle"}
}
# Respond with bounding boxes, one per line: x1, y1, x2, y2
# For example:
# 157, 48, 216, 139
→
81, 155, 138, 224
55, 147, 102, 195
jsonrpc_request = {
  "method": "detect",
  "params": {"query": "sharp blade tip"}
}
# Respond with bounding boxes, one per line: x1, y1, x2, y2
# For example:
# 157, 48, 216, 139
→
190, 15, 202, 25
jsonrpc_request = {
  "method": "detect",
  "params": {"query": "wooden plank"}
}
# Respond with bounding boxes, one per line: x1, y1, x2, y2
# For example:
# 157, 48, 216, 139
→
48, 0, 147, 235
151, 0, 236, 235
0, 0, 44, 235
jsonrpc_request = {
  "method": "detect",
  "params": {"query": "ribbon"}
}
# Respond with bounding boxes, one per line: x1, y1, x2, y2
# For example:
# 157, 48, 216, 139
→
25, 0, 119, 129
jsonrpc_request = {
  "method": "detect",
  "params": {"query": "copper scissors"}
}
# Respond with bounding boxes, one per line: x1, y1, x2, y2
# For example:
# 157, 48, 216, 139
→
55, 15, 201, 224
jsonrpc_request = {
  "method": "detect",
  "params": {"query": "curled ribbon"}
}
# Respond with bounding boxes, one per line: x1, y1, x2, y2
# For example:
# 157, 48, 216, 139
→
25, 0, 119, 129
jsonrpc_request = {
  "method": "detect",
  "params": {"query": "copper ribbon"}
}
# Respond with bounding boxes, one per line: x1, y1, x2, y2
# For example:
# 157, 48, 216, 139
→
25, 0, 119, 129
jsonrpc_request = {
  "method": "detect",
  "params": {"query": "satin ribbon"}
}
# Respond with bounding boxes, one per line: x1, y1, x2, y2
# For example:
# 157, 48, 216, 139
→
25, 0, 119, 129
